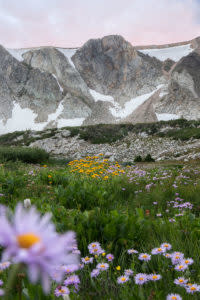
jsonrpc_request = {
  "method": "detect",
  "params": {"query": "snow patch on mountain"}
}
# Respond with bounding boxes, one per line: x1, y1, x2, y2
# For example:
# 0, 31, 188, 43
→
6, 48, 33, 61
156, 113, 179, 121
0, 103, 44, 134
139, 44, 193, 62
52, 74, 63, 92
110, 85, 164, 119
57, 48, 77, 68
89, 89, 115, 103
57, 117, 85, 128
0, 101, 66, 134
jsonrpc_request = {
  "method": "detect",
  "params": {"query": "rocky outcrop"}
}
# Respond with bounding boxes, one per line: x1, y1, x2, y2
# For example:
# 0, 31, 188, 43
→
23, 47, 94, 108
0, 35, 200, 134
0, 45, 63, 123
155, 52, 200, 120
28, 129, 200, 162
72, 35, 165, 102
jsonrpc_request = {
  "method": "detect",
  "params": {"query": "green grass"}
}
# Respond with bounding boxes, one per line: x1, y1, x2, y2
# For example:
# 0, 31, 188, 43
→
0, 146, 49, 164
0, 159, 200, 299
158, 127, 200, 140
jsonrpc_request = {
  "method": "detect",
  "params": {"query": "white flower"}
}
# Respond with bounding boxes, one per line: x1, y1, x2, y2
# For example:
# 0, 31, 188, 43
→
24, 199, 31, 209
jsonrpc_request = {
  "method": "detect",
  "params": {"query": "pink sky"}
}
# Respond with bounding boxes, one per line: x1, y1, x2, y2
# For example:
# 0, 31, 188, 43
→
0, 0, 200, 48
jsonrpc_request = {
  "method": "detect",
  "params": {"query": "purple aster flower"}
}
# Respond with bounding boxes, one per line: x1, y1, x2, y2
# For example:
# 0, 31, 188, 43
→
88, 242, 101, 250
81, 256, 93, 264
138, 253, 151, 261
54, 286, 69, 297
182, 258, 194, 266
0, 261, 11, 270
175, 263, 188, 272
185, 284, 200, 294
96, 263, 109, 271
169, 218, 176, 223
148, 274, 162, 281
171, 252, 184, 265
61, 264, 79, 274
151, 247, 166, 255
166, 294, 182, 300
117, 275, 129, 284
64, 275, 80, 286
0, 204, 79, 293
134, 273, 149, 285
125, 269, 133, 276
88, 242, 103, 255
163, 253, 172, 258
127, 249, 138, 254
174, 277, 188, 286
90, 269, 100, 278
106, 254, 114, 262
161, 243, 172, 251
0, 289, 4, 296
0, 280, 3, 286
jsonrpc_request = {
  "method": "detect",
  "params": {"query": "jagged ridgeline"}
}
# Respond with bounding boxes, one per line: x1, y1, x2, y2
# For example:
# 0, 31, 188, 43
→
0, 35, 200, 135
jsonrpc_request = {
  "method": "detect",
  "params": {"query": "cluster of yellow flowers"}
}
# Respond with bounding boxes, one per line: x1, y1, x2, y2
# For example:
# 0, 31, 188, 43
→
68, 155, 125, 180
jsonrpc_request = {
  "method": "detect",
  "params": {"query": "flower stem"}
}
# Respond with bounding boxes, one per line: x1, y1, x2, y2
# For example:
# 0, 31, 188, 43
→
4, 263, 21, 300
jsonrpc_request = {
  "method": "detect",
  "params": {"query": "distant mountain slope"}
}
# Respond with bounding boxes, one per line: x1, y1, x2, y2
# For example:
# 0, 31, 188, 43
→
0, 35, 200, 134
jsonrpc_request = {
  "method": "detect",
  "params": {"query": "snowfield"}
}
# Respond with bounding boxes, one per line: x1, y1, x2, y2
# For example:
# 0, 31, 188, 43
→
6, 47, 78, 69
109, 85, 164, 119
139, 44, 193, 62
0, 101, 85, 134
6, 48, 35, 61
89, 89, 115, 103
156, 113, 179, 121
56, 48, 77, 68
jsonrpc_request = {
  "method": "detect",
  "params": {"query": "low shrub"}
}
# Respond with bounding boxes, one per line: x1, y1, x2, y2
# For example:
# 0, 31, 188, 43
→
144, 154, 155, 162
134, 155, 143, 162
0, 146, 49, 164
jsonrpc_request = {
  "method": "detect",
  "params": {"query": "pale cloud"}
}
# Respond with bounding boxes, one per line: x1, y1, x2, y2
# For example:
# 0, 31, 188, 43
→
0, 0, 199, 48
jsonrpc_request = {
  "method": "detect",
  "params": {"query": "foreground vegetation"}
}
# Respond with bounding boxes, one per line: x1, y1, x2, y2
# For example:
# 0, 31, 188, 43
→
0, 154, 200, 299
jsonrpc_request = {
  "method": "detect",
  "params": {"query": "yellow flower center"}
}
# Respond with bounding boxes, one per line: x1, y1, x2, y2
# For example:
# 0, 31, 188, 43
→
185, 260, 189, 264
152, 275, 158, 279
121, 277, 126, 281
139, 277, 144, 281
59, 289, 65, 293
100, 264, 105, 268
17, 233, 40, 249
157, 248, 162, 252
164, 244, 169, 247
85, 257, 90, 261
172, 297, 177, 300
190, 287, 196, 291
142, 255, 147, 258
179, 279, 184, 283
175, 256, 180, 259
179, 265, 184, 269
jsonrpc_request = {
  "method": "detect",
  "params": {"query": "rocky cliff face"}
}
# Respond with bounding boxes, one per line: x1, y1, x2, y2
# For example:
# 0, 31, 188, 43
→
155, 51, 200, 120
0, 35, 200, 134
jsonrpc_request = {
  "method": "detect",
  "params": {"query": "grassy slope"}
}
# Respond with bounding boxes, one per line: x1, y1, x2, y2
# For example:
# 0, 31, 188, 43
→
0, 159, 200, 299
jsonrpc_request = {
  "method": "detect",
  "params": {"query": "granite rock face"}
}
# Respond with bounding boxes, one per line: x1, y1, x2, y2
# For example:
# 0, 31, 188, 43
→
155, 51, 200, 120
0, 45, 62, 123
0, 35, 200, 134
72, 35, 165, 102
